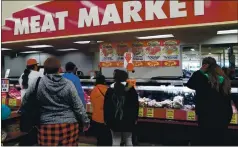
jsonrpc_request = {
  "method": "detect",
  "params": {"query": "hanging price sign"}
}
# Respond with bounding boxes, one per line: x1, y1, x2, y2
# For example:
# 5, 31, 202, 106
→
146, 108, 154, 118
187, 111, 196, 121
166, 109, 174, 119
230, 114, 238, 124
8, 99, 17, 107
138, 107, 144, 117
2, 98, 6, 105
1, 79, 9, 92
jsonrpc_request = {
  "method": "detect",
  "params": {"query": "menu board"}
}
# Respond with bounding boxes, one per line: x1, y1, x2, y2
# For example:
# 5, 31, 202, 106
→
100, 40, 180, 67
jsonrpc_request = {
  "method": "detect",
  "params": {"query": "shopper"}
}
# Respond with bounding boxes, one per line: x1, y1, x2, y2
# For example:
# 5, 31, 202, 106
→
90, 75, 111, 146
63, 62, 86, 107
104, 70, 139, 146
19, 58, 41, 99
21, 57, 90, 146
186, 57, 233, 146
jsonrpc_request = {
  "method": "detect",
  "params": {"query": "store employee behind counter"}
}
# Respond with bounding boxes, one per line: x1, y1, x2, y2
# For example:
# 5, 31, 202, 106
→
186, 57, 235, 146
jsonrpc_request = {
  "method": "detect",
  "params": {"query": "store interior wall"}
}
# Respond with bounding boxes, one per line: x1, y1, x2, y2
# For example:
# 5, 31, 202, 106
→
3, 52, 94, 77
2, 28, 237, 78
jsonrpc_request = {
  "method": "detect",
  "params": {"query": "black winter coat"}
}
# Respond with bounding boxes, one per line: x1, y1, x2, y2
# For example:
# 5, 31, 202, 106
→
186, 70, 233, 128
104, 85, 139, 132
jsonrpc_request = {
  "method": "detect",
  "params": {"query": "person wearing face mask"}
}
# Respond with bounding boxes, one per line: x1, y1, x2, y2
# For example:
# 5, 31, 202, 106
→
186, 57, 233, 146
63, 62, 86, 107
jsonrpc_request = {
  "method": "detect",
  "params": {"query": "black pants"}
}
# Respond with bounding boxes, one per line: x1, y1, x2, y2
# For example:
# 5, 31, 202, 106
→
91, 121, 112, 146
120, 124, 138, 146
19, 128, 38, 146
199, 126, 227, 146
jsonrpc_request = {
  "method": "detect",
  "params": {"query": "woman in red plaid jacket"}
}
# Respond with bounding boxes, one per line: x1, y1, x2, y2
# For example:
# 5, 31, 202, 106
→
22, 57, 90, 146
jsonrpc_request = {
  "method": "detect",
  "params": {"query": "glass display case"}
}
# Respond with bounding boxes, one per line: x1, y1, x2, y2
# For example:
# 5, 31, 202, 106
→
81, 79, 238, 125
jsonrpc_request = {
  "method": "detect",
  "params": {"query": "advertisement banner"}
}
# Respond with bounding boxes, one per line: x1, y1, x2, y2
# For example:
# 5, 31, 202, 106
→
100, 40, 180, 67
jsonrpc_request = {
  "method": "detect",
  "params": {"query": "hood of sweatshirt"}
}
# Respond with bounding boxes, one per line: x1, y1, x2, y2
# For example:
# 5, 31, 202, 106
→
42, 74, 68, 94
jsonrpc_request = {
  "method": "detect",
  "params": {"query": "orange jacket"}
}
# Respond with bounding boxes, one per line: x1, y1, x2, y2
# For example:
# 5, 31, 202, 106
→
90, 84, 108, 123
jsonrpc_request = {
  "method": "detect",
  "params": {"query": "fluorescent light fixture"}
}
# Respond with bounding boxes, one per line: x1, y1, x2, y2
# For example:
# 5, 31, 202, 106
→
20, 51, 41, 54
190, 49, 195, 51
74, 41, 90, 44
57, 48, 78, 52
217, 29, 238, 35
2, 48, 12, 51
26, 45, 53, 48
136, 34, 174, 39
97, 41, 104, 43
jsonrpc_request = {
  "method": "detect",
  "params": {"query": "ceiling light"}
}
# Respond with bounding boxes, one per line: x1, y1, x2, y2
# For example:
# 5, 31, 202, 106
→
57, 48, 78, 52
20, 51, 41, 54
97, 41, 104, 43
217, 29, 238, 35
74, 41, 90, 44
190, 49, 195, 51
2, 48, 12, 50
26, 45, 53, 48
136, 34, 174, 39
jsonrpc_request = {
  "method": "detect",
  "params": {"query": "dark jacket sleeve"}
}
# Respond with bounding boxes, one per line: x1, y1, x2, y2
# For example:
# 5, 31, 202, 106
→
103, 88, 112, 123
130, 87, 139, 121
186, 70, 202, 90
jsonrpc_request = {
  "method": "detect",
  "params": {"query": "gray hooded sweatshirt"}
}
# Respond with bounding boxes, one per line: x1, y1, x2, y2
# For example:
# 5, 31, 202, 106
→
22, 74, 90, 125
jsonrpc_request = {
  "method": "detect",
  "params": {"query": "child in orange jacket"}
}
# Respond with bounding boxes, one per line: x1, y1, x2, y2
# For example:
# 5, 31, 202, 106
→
90, 75, 111, 146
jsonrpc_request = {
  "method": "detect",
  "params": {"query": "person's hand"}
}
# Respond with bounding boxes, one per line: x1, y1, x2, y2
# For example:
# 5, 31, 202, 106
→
83, 124, 90, 132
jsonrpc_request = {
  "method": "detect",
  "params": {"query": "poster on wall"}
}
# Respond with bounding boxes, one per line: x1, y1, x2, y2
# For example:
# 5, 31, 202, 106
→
161, 40, 180, 67
99, 43, 118, 67
116, 42, 129, 61
100, 40, 180, 67
143, 40, 162, 67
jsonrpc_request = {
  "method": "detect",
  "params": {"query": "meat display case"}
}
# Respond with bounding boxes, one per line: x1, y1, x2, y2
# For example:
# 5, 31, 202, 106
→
82, 78, 238, 145
82, 79, 238, 126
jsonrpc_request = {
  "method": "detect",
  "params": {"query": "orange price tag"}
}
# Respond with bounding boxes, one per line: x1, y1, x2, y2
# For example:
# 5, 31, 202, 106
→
8, 99, 17, 107
2, 98, 6, 105
90, 104, 93, 113
138, 107, 144, 117
230, 114, 238, 124
146, 108, 154, 118
166, 109, 174, 119
187, 111, 196, 121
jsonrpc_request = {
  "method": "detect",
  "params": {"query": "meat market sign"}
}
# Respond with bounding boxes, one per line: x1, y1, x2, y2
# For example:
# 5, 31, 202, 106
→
2, 0, 238, 43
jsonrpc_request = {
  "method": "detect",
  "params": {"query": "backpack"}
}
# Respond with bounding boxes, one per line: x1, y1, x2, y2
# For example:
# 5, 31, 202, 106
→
20, 77, 41, 132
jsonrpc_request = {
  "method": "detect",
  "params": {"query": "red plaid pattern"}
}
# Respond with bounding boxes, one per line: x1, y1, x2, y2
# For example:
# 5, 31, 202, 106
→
38, 123, 79, 146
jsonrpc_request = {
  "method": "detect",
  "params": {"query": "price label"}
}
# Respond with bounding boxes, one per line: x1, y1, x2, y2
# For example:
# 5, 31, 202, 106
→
2, 98, 6, 105
230, 114, 238, 124
166, 109, 174, 119
1, 79, 9, 92
8, 99, 17, 107
146, 108, 154, 117
90, 104, 93, 113
138, 107, 144, 117
187, 111, 196, 121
